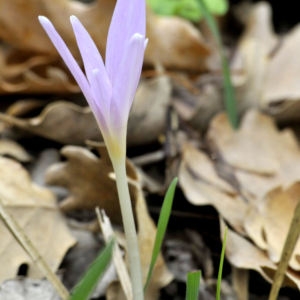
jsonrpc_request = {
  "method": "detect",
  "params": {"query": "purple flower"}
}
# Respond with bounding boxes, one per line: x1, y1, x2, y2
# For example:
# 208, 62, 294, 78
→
39, 0, 147, 160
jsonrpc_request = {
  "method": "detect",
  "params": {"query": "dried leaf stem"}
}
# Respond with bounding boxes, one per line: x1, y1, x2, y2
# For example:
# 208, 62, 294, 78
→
269, 199, 300, 300
0, 196, 69, 300
96, 208, 133, 300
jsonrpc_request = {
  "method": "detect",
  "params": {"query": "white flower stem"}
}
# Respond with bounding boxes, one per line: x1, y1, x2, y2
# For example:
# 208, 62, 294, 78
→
113, 159, 144, 300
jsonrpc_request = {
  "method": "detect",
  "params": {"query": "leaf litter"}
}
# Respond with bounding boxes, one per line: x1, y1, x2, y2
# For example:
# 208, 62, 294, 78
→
1, 0, 300, 299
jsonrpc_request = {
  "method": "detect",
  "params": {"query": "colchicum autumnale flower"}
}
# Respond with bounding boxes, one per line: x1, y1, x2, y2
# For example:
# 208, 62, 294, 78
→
38, 0, 147, 162
39, 0, 147, 299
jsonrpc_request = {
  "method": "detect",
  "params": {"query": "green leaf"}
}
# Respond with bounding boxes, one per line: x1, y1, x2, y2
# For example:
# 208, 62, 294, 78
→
216, 227, 228, 300
186, 270, 201, 300
144, 177, 178, 291
147, 0, 228, 22
71, 238, 114, 300
196, 0, 238, 129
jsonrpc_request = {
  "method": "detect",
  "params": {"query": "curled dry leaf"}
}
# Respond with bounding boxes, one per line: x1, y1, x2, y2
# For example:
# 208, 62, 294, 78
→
232, 1, 300, 121
0, 49, 79, 94
45, 144, 172, 298
45, 145, 124, 224
222, 222, 300, 289
0, 75, 170, 145
0, 101, 101, 145
179, 110, 300, 287
0, 156, 76, 282
207, 110, 300, 197
231, 1, 277, 112
179, 142, 247, 234
262, 24, 300, 120
0, 138, 31, 162
245, 183, 300, 270
0, 0, 210, 94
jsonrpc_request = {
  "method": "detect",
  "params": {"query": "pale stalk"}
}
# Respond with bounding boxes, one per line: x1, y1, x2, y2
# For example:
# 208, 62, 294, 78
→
112, 157, 144, 300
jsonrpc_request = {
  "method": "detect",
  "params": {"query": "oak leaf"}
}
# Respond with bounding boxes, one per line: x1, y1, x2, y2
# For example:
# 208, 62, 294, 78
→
0, 156, 76, 282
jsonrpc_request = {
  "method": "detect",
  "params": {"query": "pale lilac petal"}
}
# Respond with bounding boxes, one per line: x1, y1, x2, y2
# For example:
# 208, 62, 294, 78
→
111, 33, 146, 125
90, 68, 111, 127
70, 16, 110, 87
70, 16, 112, 120
38, 16, 91, 101
105, 0, 146, 82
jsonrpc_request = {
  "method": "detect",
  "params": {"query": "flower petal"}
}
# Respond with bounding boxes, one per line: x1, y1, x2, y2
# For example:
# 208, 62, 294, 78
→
111, 33, 146, 125
89, 68, 112, 129
105, 0, 146, 83
38, 16, 91, 101
70, 16, 112, 119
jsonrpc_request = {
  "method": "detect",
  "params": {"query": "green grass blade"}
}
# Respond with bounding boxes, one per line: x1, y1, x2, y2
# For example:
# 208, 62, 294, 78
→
186, 270, 201, 300
144, 177, 178, 291
216, 226, 228, 300
71, 238, 114, 300
196, 0, 238, 129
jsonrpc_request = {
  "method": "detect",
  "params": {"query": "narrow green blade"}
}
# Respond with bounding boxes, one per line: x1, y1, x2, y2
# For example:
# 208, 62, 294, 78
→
197, 0, 238, 129
186, 270, 201, 300
71, 238, 114, 300
216, 227, 228, 300
144, 177, 178, 291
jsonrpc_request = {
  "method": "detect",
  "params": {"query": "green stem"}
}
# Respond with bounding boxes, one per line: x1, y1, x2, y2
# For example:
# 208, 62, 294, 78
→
113, 159, 144, 300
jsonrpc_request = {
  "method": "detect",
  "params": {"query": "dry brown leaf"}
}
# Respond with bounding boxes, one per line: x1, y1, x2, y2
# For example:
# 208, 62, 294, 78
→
0, 156, 76, 282
207, 110, 300, 199
0, 138, 31, 162
179, 110, 300, 286
232, 1, 300, 121
245, 184, 300, 270
0, 49, 79, 94
223, 222, 300, 289
262, 24, 300, 120
0, 75, 170, 145
178, 143, 248, 234
0, 101, 101, 145
231, 1, 277, 112
0, 0, 210, 77
45, 145, 123, 224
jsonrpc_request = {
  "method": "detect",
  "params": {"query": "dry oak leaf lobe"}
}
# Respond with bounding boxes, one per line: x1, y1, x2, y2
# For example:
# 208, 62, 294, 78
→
45, 145, 125, 224
0, 156, 76, 282
0, 0, 210, 73
179, 110, 300, 287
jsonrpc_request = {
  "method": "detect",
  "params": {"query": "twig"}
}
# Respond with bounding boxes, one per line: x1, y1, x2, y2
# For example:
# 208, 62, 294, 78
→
0, 196, 69, 300
96, 208, 132, 300
269, 199, 300, 300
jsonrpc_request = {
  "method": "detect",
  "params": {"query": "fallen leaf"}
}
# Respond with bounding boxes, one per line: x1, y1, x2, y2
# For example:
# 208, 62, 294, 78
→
45, 144, 123, 224
262, 24, 300, 121
179, 143, 247, 233
0, 0, 209, 92
0, 76, 170, 145
245, 184, 300, 269
0, 101, 101, 145
0, 138, 31, 162
223, 222, 300, 289
0, 156, 76, 282
45, 143, 173, 298
231, 2, 277, 111
0, 49, 79, 94
179, 110, 300, 287
207, 110, 300, 198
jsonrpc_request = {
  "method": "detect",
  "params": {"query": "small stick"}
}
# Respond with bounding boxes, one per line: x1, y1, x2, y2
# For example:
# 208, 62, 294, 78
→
96, 208, 133, 300
0, 196, 69, 300
269, 199, 300, 300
